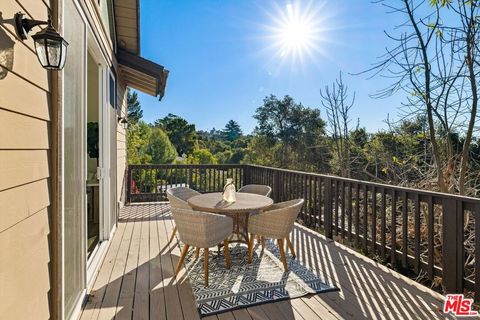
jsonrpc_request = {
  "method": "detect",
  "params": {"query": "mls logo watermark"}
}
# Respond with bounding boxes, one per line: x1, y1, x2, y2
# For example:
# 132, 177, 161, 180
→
443, 294, 479, 317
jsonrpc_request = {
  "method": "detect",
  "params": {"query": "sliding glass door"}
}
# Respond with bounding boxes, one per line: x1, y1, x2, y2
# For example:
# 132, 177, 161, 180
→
63, 0, 86, 318
86, 51, 101, 259
63, 2, 118, 317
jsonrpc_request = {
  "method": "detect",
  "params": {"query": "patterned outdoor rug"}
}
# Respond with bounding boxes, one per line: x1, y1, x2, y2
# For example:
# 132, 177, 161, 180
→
180, 241, 337, 317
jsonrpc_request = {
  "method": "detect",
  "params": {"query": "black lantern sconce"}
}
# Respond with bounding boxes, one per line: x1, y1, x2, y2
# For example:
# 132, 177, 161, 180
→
118, 117, 129, 130
14, 12, 68, 70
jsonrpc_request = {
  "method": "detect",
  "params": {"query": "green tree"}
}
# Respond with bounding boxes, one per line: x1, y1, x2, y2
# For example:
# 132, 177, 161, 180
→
127, 121, 152, 164
242, 135, 282, 167
223, 120, 243, 141
127, 121, 177, 164
348, 127, 369, 180
215, 150, 233, 164
127, 90, 143, 124
229, 148, 247, 164
154, 113, 196, 155
186, 148, 218, 164
253, 95, 328, 170
147, 127, 178, 164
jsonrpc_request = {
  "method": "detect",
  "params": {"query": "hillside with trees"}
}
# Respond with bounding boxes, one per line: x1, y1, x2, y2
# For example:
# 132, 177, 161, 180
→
126, 86, 480, 198
127, 0, 480, 198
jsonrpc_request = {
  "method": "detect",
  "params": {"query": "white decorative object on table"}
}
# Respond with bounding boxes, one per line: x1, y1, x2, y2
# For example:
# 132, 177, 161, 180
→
223, 178, 236, 203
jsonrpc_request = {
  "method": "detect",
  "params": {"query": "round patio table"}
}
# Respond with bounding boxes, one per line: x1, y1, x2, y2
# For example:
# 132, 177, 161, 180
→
187, 192, 273, 244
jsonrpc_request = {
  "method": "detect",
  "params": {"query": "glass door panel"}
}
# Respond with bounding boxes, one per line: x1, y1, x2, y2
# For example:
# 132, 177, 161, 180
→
86, 52, 101, 258
63, 0, 86, 317
109, 72, 117, 232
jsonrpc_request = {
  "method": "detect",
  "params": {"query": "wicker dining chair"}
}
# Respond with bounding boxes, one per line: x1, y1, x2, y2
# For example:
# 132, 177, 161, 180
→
238, 184, 272, 197
247, 199, 304, 272
166, 187, 201, 245
171, 207, 233, 286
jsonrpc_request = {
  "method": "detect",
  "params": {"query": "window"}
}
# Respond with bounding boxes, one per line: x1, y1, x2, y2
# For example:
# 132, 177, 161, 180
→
109, 72, 116, 109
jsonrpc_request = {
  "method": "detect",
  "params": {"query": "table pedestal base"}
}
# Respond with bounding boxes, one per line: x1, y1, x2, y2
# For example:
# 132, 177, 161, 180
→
216, 212, 250, 256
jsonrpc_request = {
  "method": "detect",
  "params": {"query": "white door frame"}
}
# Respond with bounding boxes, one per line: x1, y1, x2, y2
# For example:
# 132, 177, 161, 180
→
100, 64, 111, 241
85, 27, 112, 281
107, 68, 118, 231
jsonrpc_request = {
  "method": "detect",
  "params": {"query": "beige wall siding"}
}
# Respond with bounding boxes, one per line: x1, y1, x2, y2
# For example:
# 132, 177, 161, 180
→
0, 0, 134, 318
0, 208, 51, 319
83, 0, 115, 64
116, 80, 128, 205
0, 0, 52, 319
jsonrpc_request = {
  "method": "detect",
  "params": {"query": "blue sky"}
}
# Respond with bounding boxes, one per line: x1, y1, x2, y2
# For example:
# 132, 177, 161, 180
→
137, 0, 406, 134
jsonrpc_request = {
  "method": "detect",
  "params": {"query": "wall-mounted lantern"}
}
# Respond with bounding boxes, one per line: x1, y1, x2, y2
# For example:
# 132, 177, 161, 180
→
118, 117, 128, 130
14, 12, 68, 70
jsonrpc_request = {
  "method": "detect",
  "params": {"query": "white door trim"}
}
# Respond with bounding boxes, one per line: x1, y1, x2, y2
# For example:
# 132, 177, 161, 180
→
85, 25, 111, 277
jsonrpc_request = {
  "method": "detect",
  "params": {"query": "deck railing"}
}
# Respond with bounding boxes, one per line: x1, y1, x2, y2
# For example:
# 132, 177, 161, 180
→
126, 163, 480, 299
126, 164, 247, 202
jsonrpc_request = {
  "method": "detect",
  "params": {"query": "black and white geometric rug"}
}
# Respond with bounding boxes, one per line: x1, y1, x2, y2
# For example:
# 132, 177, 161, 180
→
180, 241, 337, 317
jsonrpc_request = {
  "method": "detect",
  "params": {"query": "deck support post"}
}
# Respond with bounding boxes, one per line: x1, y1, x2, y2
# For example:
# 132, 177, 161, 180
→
442, 198, 463, 293
324, 178, 333, 239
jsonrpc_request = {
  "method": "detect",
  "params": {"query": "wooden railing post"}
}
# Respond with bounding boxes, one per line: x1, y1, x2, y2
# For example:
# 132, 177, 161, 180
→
324, 177, 333, 239
126, 165, 132, 204
243, 165, 250, 186
273, 169, 280, 202
442, 198, 464, 293
188, 166, 193, 189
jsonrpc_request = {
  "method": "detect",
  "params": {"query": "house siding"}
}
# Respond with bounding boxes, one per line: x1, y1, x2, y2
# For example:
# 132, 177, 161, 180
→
0, 0, 134, 317
0, 0, 53, 319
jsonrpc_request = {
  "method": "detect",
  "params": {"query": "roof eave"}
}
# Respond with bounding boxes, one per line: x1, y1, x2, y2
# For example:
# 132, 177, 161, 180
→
117, 49, 169, 100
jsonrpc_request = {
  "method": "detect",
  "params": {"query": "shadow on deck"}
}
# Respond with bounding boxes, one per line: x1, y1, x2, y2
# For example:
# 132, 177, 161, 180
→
80, 203, 450, 320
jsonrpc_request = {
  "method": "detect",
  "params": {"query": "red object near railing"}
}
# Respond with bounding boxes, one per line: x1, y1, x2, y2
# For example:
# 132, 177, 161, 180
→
130, 176, 139, 194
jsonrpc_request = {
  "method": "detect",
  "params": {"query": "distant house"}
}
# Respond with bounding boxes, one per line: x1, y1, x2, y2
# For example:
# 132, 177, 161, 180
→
177, 153, 188, 162
0, 0, 168, 319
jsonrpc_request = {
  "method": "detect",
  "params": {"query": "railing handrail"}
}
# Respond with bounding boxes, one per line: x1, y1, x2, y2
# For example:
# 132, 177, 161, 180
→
247, 164, 480, 204
128, 164, 248, 168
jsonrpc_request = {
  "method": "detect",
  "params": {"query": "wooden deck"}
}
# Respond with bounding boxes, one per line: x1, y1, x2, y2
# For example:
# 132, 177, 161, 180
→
80, 203, 451, 320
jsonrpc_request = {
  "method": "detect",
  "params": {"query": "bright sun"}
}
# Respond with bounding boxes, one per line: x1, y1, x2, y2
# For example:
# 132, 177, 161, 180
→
264, 1, 329, 67
278, 4, 315, 55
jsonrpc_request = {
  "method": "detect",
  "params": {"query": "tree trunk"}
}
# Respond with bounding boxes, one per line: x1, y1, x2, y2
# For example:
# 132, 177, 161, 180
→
404, 0, 447, 193
458, 27, 478, 195
427, 104, 448, 193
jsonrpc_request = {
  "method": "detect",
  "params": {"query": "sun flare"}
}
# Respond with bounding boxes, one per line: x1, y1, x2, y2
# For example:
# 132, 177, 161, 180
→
263, 1, 329, 68
278, 4, 315, 55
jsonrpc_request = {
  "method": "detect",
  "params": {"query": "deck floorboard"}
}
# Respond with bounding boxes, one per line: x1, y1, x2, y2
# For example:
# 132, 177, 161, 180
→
81, 203, 451, 319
